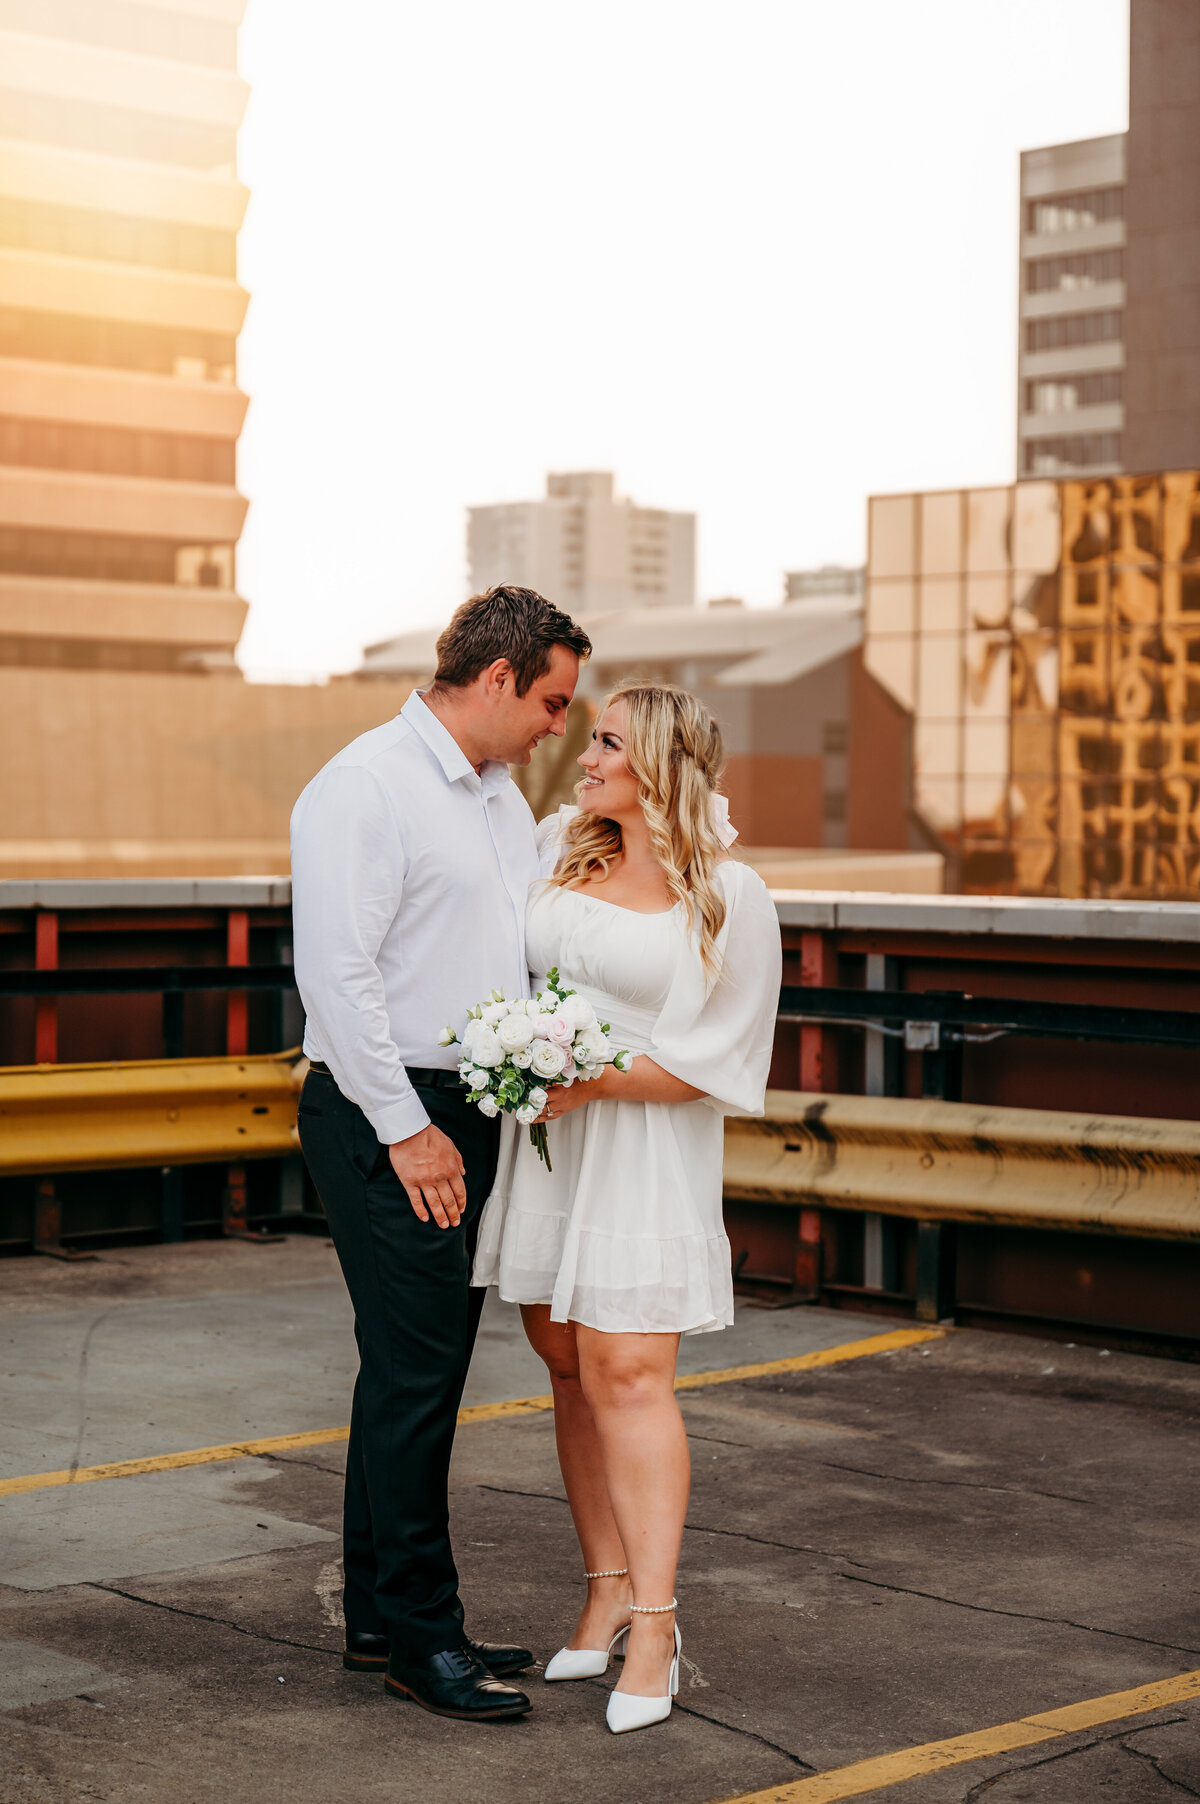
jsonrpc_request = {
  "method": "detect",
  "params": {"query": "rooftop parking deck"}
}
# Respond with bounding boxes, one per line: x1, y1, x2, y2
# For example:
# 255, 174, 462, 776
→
2, 1238, 1197, 1804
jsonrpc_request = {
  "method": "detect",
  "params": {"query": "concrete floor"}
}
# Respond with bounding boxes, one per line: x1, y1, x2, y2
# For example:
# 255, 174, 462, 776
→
1, 1236, 1198, 1803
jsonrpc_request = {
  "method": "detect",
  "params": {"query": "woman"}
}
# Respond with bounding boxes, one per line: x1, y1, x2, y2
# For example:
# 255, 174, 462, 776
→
474, 681, 782, 1734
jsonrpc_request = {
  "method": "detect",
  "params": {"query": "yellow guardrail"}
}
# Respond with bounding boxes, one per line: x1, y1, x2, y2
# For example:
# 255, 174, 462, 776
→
0, 1051, 304, 1176
724, 1089, 1200, 1242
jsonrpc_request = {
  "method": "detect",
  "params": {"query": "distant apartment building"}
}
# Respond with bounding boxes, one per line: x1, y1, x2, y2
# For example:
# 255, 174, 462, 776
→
467, 471, 695, 615
0, 0, 252, 673
1017, 133, 1126, 481
1016, 2, 1200, 483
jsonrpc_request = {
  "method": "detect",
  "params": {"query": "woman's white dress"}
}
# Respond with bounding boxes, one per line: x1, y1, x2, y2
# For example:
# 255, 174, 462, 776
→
472, 808, 783, 1336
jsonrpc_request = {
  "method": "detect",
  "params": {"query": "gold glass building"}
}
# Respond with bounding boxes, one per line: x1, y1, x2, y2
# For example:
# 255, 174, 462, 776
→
865, 472, 1200, 898
0, 0, 250, 672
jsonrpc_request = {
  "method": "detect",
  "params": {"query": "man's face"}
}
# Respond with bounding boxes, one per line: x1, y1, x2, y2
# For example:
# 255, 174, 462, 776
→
491, 643, 580, 765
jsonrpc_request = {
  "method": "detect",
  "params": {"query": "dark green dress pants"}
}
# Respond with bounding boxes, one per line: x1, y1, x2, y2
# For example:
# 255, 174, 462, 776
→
297, 1067, 500, 1657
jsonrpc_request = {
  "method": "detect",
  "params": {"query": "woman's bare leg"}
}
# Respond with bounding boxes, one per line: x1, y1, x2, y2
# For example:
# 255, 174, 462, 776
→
574, 1325, 688, 1696
520, 1304, 633, 1648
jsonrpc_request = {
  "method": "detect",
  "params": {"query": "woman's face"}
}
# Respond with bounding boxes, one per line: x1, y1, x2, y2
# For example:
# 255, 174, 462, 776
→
578, 699, 641, 820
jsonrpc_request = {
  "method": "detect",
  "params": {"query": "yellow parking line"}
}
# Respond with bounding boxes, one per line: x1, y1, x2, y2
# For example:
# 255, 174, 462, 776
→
710, 1669, 1200, 1804
0, 1325, 943, 1499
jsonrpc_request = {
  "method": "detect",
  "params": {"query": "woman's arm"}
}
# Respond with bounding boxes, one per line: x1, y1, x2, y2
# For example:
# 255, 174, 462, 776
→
539, 1055, 705, 1120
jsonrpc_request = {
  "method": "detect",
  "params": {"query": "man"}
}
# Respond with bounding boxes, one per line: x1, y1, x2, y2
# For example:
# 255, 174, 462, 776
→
291, 585, 591, 1722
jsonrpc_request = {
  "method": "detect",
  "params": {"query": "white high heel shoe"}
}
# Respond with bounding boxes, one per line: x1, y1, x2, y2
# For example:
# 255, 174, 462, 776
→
544, 1567, 632, 1682
605, 1601, 680, 1734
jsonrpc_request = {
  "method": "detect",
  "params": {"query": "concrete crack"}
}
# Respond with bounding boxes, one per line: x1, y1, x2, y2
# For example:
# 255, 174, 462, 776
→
256, 1450, 347, 1479
665, 1696, 814, 1770
477, 1482, 569, 1506
685, 1518, 871, 1569
961, 1719, 1187, 1799
817, 1459, 1092, 1506
1122, 1726, 1200, 1798
843, 1574, 1200, 1657
87, 1581, 337, 1656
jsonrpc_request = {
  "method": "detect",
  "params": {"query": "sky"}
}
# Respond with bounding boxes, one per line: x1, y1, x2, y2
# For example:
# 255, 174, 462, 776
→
234, 0, 1130, 677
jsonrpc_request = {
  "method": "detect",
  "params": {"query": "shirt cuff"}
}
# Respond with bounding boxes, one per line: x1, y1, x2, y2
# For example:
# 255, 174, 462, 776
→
365, 1089, 432, 1146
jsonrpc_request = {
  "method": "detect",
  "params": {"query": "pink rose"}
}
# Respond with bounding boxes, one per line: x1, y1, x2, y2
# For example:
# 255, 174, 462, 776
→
546, 1013, 574, 1045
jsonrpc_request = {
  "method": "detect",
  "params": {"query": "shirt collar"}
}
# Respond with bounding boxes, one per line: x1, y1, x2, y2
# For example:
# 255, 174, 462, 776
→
402, 691, 510, 793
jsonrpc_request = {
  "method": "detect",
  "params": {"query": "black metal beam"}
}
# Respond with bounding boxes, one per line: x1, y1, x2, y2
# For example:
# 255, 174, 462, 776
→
777, 984, 1200, 1048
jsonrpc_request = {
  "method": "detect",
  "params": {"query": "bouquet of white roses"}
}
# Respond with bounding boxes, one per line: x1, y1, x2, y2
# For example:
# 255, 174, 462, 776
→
438, 966, 632, 1170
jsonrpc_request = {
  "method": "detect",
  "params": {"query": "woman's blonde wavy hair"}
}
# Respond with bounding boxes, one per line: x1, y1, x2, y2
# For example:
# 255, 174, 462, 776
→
550, 681, 729, 977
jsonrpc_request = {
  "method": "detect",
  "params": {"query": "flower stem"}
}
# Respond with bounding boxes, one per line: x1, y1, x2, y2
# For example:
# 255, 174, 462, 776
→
529, 1123, 552, 1172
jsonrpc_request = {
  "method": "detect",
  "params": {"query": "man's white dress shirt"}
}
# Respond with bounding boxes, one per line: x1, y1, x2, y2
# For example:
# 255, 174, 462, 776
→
290, 692, 539, 1145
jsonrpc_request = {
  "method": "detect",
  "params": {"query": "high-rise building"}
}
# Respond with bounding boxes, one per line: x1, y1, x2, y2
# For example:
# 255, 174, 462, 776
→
467, 471, 695, 615
1124, 0, 1200, 473
0, 0, 251, 673
1017, 134, 1126, 482
1016, 2, 1200, 483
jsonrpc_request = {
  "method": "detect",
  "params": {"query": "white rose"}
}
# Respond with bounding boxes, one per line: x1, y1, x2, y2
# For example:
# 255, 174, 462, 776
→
476, 1093, 500, 1118
574, 1025, 608, 1060
497, 1014, 535, 1053
515, 1104, 537, 1125
480, 1002, 507, 1026
511, 1048, 533, 1069
613, 1048, 634, 1073
530, 1040, 568, 1079
527, 1086, 548, 1112
471, 1026, 503, 1068
530, 1013, 556, 1039
559, 994, 596, 1031
467, 1068, 491, 1091
437, 1024, 457, 1046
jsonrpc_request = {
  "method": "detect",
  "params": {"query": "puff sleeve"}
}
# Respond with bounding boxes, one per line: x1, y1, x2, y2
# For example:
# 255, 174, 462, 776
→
648, 861, 782, 1117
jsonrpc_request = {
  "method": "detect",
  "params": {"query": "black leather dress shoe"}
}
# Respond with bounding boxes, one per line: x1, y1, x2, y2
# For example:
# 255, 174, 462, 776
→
343, 1630, 389, 1671
345, 1630, 534, 1676
466, 1637, 535, 1675
385, 1647, 531, 1721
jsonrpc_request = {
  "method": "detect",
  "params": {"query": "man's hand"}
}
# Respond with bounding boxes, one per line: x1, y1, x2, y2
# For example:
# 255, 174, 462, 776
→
389, 1124, 467, 1228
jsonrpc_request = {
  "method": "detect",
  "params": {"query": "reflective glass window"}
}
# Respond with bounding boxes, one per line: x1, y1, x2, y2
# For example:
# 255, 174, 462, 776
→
866, 579, 914, 635
917, 634, 963, 718
919, 577, 961, 632
868, 496, 916, 578
919, 492, 962, 576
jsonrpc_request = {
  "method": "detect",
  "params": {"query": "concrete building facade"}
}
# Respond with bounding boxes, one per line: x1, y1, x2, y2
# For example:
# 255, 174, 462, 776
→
0, 0, 252, 673
1124, 0, 1200, 473
1017, 133, 1126, 482
467, 471, 695, 615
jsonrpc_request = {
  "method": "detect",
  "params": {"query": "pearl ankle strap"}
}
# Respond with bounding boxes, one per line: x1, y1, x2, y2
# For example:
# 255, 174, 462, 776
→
629, 1598, 677, 1614
584, 1567, 628, 1580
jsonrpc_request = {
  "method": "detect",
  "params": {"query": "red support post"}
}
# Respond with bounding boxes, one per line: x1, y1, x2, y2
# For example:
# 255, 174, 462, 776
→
226, 908, 249, 1057
799, 929, 838, 1093
34, 910, 58, 1065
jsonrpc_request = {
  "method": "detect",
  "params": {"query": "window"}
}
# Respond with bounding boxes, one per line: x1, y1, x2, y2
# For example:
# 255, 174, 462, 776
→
0, 197, 237, 278
1026, 311, 1123, 353
0, 308, 237, 380
1022, 434, 1122, 475
822, 720, 848, 754
0, 418, 237, 484
1025, 372, 1123, 414
0, 528, 234, 586
1027, 187, 1124, 235
823, 790, 847, 822
1026, 249, 1123, 293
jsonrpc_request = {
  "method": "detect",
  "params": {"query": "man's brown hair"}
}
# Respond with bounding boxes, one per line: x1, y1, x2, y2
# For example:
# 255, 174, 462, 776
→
431, 585, 592, 697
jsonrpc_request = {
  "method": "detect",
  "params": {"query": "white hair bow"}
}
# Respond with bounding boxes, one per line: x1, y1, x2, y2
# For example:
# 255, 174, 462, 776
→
710, 792, 739, 848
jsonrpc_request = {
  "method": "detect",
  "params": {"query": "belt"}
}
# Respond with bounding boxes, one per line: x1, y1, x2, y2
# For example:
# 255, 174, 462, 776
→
307, 1060, 463, 1092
